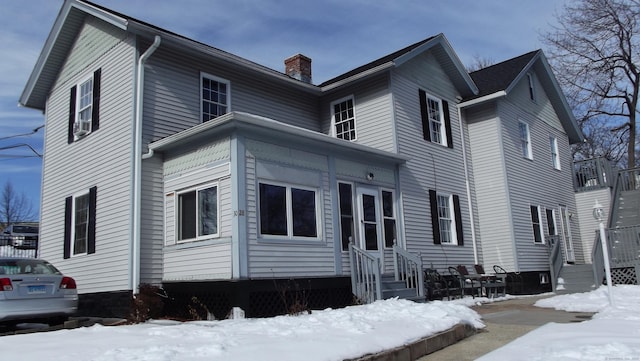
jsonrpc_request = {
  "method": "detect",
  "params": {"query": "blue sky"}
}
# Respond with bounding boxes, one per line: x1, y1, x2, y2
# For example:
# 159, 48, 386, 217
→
0, 0, 567, 219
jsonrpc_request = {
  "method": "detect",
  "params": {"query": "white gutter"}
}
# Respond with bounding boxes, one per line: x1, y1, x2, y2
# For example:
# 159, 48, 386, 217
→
458, 91, 506, 108
456, 104, 479, 264
132, 35, 161, 293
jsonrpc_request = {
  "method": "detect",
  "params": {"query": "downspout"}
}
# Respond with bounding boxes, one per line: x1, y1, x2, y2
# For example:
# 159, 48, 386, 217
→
132, 35, 161, 292
457, 104, 479, 265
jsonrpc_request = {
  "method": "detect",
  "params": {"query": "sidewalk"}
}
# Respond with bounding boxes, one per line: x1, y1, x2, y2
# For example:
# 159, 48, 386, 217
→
417, 295, 595, 361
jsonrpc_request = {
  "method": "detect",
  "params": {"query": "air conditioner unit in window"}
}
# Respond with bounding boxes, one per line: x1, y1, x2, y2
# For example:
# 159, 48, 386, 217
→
73, 120, 91, 137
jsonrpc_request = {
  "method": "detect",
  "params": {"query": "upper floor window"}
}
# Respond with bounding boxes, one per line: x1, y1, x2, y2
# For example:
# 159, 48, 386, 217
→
259, 182, 319, 239
64, 187, 97, 258
201, 73, 230, 122
550, 136, 561, 170
527, 73, 536, 102
419, 90, 452, 148
530, 205, 544, 244
429, 190, 463, 246
519, 120, 533, 159
68, 69, 101, 143
331, 96, 357, 141
177, 184, 219, 241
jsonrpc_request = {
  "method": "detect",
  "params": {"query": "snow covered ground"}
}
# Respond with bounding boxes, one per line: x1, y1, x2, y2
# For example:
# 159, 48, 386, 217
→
1, 285, 639, 361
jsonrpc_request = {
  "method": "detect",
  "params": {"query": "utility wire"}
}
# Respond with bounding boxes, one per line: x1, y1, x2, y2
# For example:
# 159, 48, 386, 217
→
0, 143, 42, 158
0, 125, 44, 141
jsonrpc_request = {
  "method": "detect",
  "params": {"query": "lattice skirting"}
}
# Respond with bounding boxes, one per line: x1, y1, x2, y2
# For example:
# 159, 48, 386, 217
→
611, 267, 638, 285
162, 277, 354, 319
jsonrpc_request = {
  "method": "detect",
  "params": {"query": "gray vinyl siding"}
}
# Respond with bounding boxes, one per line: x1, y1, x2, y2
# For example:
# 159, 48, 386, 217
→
142, 45, 320, 149
140, 156, 164, 286
39, 18, 136, 293
465, 104, 516, 270
320, 74, 396, 152
162, 141, 233, 280
499, 79, 581, 271
391, 51, 476, 271
245, 140, 336, 278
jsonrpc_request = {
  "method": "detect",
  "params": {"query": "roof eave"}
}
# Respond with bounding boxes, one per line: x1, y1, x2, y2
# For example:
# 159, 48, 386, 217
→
150, 112, 409, 164
19, 0, 129, 110
319, 62, 395, 92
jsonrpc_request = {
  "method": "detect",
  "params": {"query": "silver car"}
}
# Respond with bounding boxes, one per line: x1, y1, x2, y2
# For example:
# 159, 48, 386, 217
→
0, 257, 78, 325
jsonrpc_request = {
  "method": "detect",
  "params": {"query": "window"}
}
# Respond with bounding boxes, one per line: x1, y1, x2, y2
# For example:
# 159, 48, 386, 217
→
259, 182, 318, 239
68, 69, 101, 143
550, 136, 561, 170
429, 190, 463, 245
73, 193, 90, 255
519, 120, 532, 159
201, 73, 230, 122
546, 208, 557, 236
527, 73, 536, 102
64, 187, 97, 258
338, 182, 354, 251
419, 90, 452, 148
177, 185, 218, 241
530, 205, 544, 244
331, 96, 357, 141
381, 190, 396, 248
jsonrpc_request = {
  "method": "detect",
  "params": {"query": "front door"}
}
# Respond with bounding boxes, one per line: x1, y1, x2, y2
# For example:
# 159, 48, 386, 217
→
559, 206, 575, 263
356, 188, 383, 264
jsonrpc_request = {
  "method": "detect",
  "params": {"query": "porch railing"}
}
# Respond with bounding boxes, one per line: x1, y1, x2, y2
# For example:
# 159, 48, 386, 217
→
392, 245, 425, 298
348, 244, 381, 304
609, 225, 640, 268
548, 235, 563, 292
592, 230, 605, 287
573, 157, 615, 192
616, 167, 640, 192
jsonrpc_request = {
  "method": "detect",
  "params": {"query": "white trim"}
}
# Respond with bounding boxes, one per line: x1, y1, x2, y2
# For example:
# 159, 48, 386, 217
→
549, 135, 561, 170
174, 182, 220, 243
200, 72, 231, 122
380, 188, 397, 249
458, 91, 507, 108
330, 95, 357, 141
70, 190, 90, 257
320, 63, 394, 92
423, 91, 448, 147
530, 205, 545, 244
518, 119, 533, 160
73, 72, 95, 140
257, 180, 322, 241
436, 192, 457, 245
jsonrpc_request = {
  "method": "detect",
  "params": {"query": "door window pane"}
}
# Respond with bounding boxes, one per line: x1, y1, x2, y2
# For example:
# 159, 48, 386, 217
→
338, 183, 354, 251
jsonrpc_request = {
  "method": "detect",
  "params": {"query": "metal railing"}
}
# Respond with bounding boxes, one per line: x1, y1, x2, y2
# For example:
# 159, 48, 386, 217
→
348, 244, 381, 304
592, 230, 605, 287
548, 235, 563, 292
392, 245, 425, 298
616, 168, 640, 192
0, 235, 38, 258
573, 157, 615, 192
609, 225, 640, 268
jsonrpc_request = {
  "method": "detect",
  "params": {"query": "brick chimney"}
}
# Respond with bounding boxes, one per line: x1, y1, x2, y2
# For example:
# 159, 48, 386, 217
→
284, 54, 312, 84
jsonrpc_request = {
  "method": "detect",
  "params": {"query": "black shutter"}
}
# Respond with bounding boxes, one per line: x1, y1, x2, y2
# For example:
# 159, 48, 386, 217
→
68, 87, 76, 144
453, 194, 464, 246
63, 196, 72, 259
429, 190, 441, 244
88, 186, 97, 254
419, 89, 431, 142
443, 100, 453, 149
91, 68, 101, 132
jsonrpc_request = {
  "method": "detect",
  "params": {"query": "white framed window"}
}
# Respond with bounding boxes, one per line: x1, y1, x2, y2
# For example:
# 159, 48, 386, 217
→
72, 191, 90, 256
381, 189, 397, 248
177, 184, 219, 241
527, 73, 536, 102
545, 208, 557, 236
530, 205, 544, 244
550, 136, 561, 170
427, 96, 447, 146
201, 72, 230, 122
338, 182, 354, 251
331, 96, 357, 141
437, 193, 456, 245
519, 120, 533, 159
259, 181, 319, 240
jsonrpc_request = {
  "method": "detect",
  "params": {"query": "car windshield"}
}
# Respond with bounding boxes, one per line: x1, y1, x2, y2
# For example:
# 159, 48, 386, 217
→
0, 259, 61, 275
11, 226, 38, 234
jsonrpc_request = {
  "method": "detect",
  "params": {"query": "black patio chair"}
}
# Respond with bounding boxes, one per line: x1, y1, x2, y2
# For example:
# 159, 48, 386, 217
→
493, 265, 524, 295
448, 266, 481, 298
474, 264, 506, 298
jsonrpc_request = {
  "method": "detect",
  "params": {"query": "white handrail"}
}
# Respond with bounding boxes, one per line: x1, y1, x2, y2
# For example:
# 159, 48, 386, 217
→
349, 244, 381, 304
392, 245, 425, 298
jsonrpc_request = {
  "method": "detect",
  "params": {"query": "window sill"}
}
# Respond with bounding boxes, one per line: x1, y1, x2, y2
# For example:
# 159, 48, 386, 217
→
257, 236, 326, 247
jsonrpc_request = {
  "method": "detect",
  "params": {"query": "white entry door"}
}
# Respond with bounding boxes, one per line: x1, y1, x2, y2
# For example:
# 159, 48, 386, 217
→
559, 206, 575, 263
356, 188, 383, 263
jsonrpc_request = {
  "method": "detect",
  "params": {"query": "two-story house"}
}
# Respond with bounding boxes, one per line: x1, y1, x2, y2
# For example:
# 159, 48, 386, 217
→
19, 0, 583, 318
